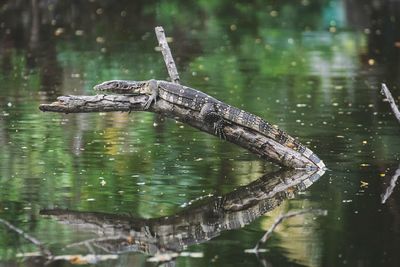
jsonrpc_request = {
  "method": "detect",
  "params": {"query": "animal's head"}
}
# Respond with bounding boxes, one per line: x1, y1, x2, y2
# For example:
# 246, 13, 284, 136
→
93, 80, 147, 93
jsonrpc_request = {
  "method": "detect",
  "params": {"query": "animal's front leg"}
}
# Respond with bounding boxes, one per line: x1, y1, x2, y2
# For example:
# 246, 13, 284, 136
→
144, 79, 159, 109
144, 90, 157, 109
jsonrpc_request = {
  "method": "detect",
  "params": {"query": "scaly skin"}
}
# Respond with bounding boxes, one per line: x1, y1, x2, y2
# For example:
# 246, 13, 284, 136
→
94, 79, 325, 169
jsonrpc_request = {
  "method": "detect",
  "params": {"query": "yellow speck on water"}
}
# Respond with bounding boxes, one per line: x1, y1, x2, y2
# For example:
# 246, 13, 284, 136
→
379, 173, 386, 177
96, 36, 105, 43
54, 28, 64, 36
362, 140, 368, 144
270, 10, 278, 17
75, 30, 84, 36
360, 181, 369, 188
360, 163, 370, 167
368, 59, 375, 65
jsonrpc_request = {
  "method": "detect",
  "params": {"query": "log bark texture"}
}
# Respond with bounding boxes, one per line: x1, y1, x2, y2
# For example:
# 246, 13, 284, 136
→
39, 94, 319, 169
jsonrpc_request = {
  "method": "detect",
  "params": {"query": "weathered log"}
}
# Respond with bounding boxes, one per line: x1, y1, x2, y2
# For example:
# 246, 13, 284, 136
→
39, 94, 318, 169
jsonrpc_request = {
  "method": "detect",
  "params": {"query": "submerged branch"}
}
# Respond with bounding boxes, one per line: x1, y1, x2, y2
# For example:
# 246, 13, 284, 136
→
250, 209, 327, 252
381, 83, 400, 124
381, 164, 400, 204
16, 253, 118, 265
39, 94, 316, 169
0, 218, 52, 258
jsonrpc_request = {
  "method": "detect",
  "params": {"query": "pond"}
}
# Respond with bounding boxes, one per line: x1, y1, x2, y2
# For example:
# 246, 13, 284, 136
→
0, 1, 399, 266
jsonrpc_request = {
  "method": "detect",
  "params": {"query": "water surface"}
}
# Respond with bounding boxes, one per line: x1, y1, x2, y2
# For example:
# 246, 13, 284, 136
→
0, 1, 399, 266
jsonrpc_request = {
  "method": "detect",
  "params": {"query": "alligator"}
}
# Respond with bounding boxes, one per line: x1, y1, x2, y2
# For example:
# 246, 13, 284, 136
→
94, 79, 325, 169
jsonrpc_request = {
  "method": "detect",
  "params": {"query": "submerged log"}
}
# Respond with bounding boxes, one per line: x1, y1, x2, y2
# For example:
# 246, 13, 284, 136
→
39, 94, 320, 169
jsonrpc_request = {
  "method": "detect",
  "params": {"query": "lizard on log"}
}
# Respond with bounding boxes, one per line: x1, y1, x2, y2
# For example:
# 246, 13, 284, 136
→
94, 79, 325, 170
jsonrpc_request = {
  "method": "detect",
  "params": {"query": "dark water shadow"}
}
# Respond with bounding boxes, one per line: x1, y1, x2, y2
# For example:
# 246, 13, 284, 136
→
38, 168, 325, 265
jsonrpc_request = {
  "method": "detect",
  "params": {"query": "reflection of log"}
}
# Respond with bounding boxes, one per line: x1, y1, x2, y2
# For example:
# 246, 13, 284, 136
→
40, 169, 325, 258
39, 95, 318, 169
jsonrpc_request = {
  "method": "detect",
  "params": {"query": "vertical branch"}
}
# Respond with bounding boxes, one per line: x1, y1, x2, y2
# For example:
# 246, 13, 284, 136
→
155, 26, 180, 84
381, 83, 400, 124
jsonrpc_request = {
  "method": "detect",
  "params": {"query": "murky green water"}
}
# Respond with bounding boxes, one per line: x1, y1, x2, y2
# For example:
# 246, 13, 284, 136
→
1, 1, 400, 266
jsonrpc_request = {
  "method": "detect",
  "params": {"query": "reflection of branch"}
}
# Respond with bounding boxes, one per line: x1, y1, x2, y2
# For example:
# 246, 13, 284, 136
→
381, 165, 400, 204
251, 209, 327, 252
381, 83, 400, 124
0, 218, 52, 257
155, 26, 180, 84
147, 251, 203, 263
17, 253, 118, 264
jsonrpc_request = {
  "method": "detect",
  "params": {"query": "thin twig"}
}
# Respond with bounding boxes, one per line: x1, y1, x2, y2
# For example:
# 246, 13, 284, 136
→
0, 218, 52, 257
252, 209, 327, 251
155, 26, 180, 84
381, 164, 400, 204
381, 83, 400, 124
